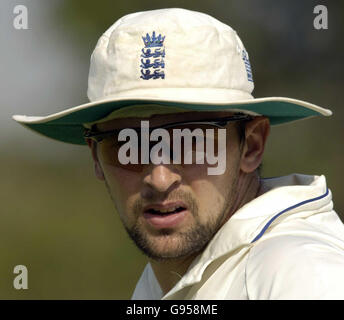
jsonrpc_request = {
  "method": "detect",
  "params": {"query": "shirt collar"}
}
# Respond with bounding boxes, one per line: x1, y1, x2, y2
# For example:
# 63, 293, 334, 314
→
163, 174, 330, 298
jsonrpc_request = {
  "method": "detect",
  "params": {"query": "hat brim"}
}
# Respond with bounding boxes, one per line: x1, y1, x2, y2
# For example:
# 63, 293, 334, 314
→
12, 96, 332, 145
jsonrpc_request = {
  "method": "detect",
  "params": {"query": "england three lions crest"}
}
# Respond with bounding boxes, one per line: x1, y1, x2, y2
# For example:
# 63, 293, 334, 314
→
140, 31, 165, 80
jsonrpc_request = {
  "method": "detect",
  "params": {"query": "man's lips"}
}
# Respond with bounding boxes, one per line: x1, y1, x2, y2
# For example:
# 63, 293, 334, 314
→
143, 201, 188, 214
142, 201, 189, 228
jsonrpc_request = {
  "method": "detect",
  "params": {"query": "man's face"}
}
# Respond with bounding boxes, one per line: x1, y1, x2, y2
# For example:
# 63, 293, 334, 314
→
93, 111, 245, 261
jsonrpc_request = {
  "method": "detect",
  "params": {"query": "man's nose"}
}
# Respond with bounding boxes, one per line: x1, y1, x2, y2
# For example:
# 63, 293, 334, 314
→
142, 165, 181, 198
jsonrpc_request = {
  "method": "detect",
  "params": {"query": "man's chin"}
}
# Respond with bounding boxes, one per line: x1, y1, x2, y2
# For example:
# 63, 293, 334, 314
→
129, 229, 191, 260
125, 223, 214, 261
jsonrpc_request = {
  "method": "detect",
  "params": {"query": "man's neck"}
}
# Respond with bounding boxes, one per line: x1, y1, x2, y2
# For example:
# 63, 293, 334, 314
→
149, 252, 200, 296
222, 171, 261, 225
150, 172, 261, 296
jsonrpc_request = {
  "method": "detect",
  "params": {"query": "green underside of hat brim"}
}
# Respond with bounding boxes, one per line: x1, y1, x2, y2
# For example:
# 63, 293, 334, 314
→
18, 100, 326, 145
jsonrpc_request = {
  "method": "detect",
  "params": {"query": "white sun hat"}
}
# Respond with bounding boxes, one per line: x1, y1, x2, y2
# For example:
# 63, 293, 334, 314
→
13, 8, 332, 145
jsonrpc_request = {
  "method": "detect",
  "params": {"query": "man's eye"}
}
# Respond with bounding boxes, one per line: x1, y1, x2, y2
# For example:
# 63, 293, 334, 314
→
101, 136, 125, 148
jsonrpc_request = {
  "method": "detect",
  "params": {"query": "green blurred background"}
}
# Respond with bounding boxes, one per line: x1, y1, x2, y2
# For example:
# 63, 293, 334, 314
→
1, 0, 343, 299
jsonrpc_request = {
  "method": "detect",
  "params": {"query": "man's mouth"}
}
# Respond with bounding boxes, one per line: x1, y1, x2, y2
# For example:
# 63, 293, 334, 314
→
145, 206, 186, 215
143, 202, 189, 228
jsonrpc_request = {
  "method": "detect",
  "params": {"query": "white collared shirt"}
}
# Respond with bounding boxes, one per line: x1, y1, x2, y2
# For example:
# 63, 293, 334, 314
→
131, 174, 344, 299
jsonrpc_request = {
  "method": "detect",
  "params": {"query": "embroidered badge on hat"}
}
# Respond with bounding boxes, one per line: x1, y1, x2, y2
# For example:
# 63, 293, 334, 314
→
242, 49, 253, 82
140, 31, 166, 80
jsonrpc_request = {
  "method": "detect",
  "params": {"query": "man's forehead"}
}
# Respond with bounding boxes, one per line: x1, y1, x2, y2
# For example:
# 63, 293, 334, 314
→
95, 111, 238, 131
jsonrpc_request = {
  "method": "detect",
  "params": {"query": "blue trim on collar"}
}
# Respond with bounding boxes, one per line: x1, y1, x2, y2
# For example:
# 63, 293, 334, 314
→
251, 188, 329, 243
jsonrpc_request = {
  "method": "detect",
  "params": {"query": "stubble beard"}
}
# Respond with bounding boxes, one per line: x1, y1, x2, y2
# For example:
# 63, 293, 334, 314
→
102, 158, 241, 263
122, 184, 236, 262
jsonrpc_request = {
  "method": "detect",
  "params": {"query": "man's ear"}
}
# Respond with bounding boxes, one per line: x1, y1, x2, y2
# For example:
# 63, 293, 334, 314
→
240, 116, 270, 173
86, 139, 105, 181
